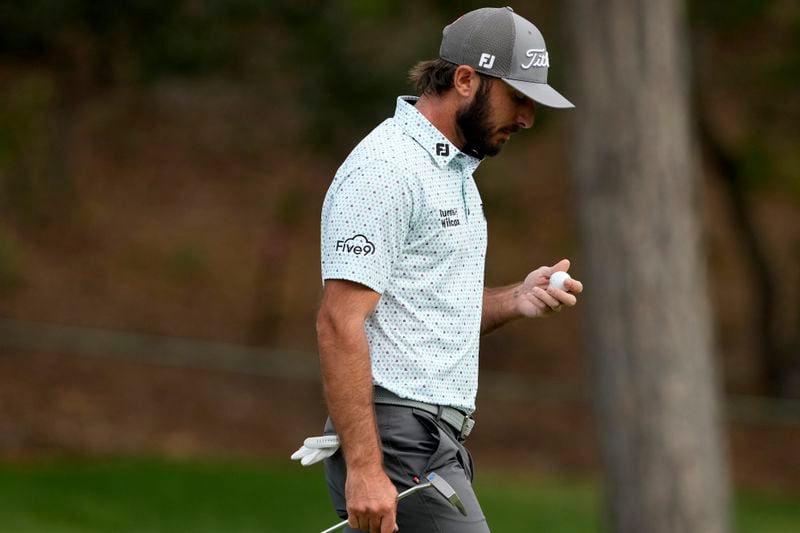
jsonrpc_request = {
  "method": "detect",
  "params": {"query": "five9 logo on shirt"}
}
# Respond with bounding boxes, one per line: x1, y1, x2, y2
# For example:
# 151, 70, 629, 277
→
335, 234, 376, 256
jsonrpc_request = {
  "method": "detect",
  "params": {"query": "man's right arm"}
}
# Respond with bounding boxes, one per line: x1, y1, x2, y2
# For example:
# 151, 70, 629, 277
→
316, 279, 398, 533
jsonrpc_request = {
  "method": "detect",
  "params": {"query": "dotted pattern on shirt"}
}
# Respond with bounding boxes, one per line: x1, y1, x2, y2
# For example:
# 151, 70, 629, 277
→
320, 96, 487, 412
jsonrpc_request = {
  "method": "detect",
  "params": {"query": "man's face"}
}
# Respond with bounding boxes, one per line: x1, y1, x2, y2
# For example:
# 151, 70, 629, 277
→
456, 77, 536, 157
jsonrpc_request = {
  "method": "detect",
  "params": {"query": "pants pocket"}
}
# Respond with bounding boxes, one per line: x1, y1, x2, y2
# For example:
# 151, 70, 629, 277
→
412, 410, 474, 482
377, 406, 438, 488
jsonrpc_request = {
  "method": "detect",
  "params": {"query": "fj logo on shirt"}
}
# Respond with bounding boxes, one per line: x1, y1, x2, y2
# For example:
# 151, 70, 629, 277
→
435, 143, 449, 157
335, 234, 375, 256
439, 208, 461, 228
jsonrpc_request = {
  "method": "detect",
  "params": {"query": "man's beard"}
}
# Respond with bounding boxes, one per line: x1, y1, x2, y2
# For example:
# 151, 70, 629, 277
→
456, 78, 504, 158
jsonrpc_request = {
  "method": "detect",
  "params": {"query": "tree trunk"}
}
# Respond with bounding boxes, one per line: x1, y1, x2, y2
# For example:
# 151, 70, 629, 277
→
565, 1, 731, 532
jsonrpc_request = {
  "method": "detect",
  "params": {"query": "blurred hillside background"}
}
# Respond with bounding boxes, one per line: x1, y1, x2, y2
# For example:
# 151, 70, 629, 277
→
0, 0, 799, 531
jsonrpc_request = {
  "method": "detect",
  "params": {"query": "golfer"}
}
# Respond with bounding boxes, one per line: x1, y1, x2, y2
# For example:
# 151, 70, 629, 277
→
317, 7, 583, 532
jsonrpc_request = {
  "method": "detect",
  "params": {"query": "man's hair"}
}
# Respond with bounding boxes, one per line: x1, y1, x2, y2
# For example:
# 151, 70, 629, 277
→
409, 59, 458, 95
409, 59, 493, 96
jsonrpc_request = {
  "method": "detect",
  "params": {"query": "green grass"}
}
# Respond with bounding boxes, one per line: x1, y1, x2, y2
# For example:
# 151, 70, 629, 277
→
0, 458, 797, 532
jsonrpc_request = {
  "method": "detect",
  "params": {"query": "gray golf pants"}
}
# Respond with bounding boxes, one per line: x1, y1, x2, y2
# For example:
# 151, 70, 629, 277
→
323, 403, 490, 532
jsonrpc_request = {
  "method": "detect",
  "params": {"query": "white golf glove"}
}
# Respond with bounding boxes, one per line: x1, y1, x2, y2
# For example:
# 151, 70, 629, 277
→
290, 435, 340, 466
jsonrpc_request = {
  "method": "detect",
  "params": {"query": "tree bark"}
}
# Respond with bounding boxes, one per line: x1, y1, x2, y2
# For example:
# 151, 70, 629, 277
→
565, 1, 731, 532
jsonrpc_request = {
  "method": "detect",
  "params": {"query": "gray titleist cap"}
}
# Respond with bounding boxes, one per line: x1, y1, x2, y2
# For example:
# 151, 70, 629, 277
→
439, 6, 574, 108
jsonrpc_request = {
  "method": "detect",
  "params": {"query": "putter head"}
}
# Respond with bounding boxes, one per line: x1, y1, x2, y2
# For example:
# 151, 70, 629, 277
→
426, 472, 468, 516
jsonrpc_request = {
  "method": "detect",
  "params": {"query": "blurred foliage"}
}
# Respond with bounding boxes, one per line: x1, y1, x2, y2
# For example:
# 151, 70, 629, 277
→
0, 0, 494, 151
689, 0, 774, 29
275, 187, 308, 226
0, 0, 793, 171
0, 0, 260, 80
690, 0, 800, 199
0, 230, 21, 292
741, 138, 776, 191
167, 243, 206, 280
0, 72, 57, 224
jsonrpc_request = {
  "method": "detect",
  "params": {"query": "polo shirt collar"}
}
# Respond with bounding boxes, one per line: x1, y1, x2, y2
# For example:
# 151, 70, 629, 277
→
394, 96, 482, 172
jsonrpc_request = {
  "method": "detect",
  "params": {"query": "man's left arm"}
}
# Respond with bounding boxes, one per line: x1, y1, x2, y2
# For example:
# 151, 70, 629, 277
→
481, 258, 584, 335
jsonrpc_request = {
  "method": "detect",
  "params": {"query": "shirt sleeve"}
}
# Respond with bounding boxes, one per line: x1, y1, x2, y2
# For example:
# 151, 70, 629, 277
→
321, 159, 415, 294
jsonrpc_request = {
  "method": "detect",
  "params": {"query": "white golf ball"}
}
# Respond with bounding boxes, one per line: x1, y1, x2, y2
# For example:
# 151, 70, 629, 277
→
548, 271, 571, 291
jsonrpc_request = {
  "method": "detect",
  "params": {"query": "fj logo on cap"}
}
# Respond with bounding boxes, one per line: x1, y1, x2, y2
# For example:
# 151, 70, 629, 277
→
478, 53, 496, 69
436, 143, 450, 156
521, 48, 549, 69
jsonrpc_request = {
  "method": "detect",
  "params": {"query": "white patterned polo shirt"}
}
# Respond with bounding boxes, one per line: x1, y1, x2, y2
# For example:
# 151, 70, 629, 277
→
320, 96, 487, 412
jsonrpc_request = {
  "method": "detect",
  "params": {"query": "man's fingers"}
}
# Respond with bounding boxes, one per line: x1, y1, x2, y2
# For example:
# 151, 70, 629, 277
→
374, 513, 390, 533
367, 509, 397, 533
378, 502, 397, 533
347, 505, 396, 532
348, 512, 374, 532
524, 267, 549, 287
350, 511, 370, 532
380, 513, 398, 533
382, 504, 399, 533
547, 286, 577, 306
548, 258, 570, 276
565, 278, 583, 294
534, 287, 561, 310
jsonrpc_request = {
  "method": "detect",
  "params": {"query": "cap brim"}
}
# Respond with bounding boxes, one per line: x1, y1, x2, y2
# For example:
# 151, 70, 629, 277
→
503, 79, 575, 109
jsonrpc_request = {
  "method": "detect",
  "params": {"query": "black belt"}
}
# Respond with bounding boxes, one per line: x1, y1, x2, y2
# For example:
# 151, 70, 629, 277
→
373, 386, 475, 441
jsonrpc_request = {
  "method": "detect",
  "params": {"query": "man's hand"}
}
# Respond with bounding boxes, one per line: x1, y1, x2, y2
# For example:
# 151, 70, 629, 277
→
515, 258, 584, 318
482, 258, 584, 334
345, 466, 399, 533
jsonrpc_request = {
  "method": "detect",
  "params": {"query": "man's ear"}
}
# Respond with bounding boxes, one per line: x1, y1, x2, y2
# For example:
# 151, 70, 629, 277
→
453, 65, 481, 98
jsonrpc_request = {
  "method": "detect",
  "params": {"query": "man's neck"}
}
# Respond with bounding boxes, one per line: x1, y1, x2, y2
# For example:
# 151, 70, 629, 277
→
413, 93, 465, 151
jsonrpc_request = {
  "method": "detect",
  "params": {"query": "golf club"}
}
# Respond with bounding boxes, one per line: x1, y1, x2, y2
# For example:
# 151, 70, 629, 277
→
320, 472, 467, 533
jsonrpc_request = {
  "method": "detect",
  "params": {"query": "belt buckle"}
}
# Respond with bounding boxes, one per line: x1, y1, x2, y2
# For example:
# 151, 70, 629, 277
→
459, 416, 475, 440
